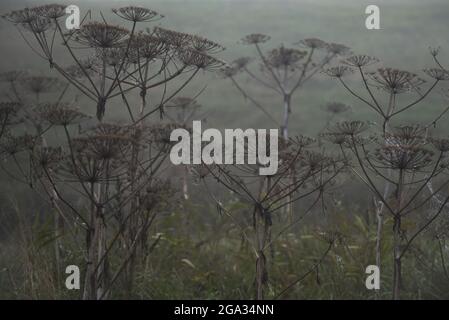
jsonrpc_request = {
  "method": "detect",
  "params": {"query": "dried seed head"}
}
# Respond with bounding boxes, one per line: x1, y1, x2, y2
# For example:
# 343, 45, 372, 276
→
333, 121, 368, 136
320, 132, 348, 146
154, 27, 192, 48
74, 22, 130, 48
385, 125, 425, 148
33, 4, 67, 19
2, 8, 37, 23
177, 48, 225, 70
296, 38, 327, 50
0, 102, 22, 125
112, 6, 162, 22
0, 70, 27, 83
326, 43, 350, 56
267, 46, 306, 69
375, 145, 434, 171
241, 33, 270, 45
65, 58, 98, 79
33, 146, 63, 171
429, 137, 449, 153
129, 32, 167, 61
0, 133, 37, 156
323, 102, 350, 114
36, 103, 90, 126
190, 35, 224, 53
367, 68, 426, 94
342, 55, 379, 67
424, 68, 449, 81
22, 16, 53, 34
21, 76, 60, 95
324, 66, 353, 78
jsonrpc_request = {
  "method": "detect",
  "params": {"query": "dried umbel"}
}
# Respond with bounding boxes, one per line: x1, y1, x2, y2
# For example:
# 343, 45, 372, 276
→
0, 70, 27, 83
423, 68, 449, 81
140, 179, 174, 211
21, 76, 60, 95
36, 103, 90, 126
429, 137, 449, 153
129, 33, 167, 61
74, 134, 131, 161
33, 4, 67, 20
296, 38, 327, 50
332, 121, 368, 136
154, 27, 192, 48
112, 6, 162, 22
190, 35, 225, 53
65, 58, 98, 79
0, 102, 21, 124
326, 43, 350, 56
32, 146, 63, 171
324, 66, 353, 78
342, 55, 379, 67
177, 48, 225, 70
266, 46, 306, 69
2, 8, 37, 23
367, 68, 426, 94
384, 126, 426, 148
22, 16, 53, 34
375, 145, 434, 171
323, 102, 350, 115
74, 22, 130, 48
99, 47, 127, 67
0, 133, 37, 156
320, 132, 349, 146
241, 33, 270, 45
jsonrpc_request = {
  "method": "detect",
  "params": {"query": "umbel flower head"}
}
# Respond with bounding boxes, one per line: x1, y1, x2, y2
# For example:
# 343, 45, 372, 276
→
33, 4, 67, 19
0, 102, 22, 125
266, 45, 306, 69
324, 66, 353, 78
429, 137, 449, 153
241, 33, 270, 45
375, 145, 434, 171
342, 55, 379, 67
2, 7, 37, 23
22, 16, 53, 34
177, 48, 225, 70
74, 22, 130, 48
323, 102, 351, 115
128, 32, 168, 61
154, 27, 192, 48
32, 146, 64, 173
21, 76, 60, 95
36, 103, 90, 126
367, 68, 426, 94
296, 38, 327, 50
0, 133, 37, 156
190, 35, 225, 53
332, 120, 368, 136
384, 125, 426, 148
423, 68, 449, 81
112, 6, 162, 22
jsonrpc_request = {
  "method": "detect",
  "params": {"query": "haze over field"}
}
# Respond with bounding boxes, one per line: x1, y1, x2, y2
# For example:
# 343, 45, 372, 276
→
1, 0, 449, 134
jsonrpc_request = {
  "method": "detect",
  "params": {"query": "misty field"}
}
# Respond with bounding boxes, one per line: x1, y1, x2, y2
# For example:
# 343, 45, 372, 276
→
1, 0, 449, 300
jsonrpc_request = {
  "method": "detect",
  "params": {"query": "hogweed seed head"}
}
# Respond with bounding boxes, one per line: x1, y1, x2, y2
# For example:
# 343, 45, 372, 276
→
74, 22, 130, 48
367, 68, 426, 94
241, 34, 270, 45
424, 68, 449, 81
296, 38, 327, 50
112, 6, 162, 22
324, 66, 353, 78
342, 55, 379, 67
33, 4, 67, 19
